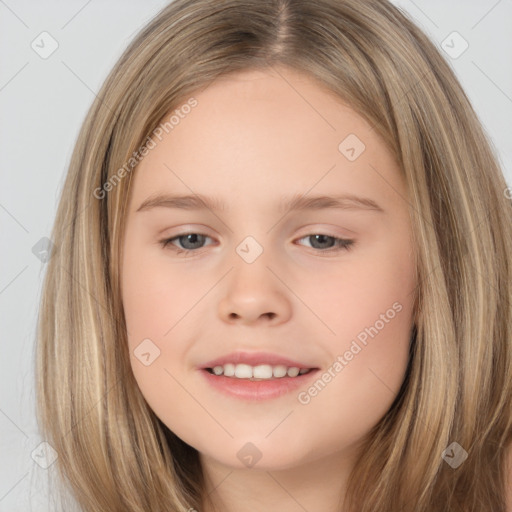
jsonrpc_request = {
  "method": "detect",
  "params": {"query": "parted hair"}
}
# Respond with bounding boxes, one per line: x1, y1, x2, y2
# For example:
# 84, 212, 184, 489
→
35, 0, 512, 510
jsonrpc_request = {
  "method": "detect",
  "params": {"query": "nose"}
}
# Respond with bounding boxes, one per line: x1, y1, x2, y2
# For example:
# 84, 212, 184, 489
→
217, 258, 292, 326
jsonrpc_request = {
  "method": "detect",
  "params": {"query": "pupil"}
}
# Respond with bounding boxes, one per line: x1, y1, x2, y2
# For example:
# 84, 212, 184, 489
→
181, 234, 204, 249
311, 234, 334, 249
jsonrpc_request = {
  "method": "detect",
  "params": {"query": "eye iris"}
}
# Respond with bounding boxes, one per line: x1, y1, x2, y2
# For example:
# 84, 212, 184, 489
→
179, 234, 205, 250
309, 234, 335, 249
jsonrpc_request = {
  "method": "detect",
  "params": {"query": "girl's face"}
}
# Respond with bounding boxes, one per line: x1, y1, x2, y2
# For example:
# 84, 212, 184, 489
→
121, 67, 417, 473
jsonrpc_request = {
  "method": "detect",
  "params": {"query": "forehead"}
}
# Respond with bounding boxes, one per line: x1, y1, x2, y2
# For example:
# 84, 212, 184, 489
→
127, 66, 403, 212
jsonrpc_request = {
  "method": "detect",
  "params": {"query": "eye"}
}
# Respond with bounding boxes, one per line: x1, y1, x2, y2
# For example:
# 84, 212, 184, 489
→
160, 232, 354, 256
295, 234, 355, 253
159, 233, 214, 255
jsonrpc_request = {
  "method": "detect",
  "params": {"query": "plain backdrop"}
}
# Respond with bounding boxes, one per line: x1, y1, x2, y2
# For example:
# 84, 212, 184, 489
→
1, 1, 511, 510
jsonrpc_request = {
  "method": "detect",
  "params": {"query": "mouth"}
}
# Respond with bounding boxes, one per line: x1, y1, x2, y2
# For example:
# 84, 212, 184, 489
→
204, 363, 315, 381
200, 359, 320, 401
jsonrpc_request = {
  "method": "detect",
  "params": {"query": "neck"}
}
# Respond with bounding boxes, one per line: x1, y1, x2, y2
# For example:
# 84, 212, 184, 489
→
200, 447, 358, 512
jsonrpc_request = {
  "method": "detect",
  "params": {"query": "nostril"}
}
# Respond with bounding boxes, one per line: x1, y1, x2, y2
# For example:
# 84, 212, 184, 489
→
227, 312, 276, 320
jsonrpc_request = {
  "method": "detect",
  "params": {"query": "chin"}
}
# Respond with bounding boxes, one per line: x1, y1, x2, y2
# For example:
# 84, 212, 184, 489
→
197, 438, 316, 472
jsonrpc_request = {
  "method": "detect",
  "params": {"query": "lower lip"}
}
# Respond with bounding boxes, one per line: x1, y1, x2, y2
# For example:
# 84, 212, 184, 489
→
200, 369, 319, 401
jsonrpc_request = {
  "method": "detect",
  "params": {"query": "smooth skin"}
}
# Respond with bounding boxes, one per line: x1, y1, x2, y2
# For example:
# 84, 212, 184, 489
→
120, 66, 418, 512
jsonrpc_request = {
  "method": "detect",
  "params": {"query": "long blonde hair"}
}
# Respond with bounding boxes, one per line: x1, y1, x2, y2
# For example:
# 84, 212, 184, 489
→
35, 0, 512, 510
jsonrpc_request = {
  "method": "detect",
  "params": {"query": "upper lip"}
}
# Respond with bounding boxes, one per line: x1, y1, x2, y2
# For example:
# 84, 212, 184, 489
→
201, 351, 317, 370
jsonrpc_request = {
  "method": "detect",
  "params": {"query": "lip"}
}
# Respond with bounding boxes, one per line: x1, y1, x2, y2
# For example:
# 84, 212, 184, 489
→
199, 351, 320, 401
200, 367, 320, 401
200, 351, 315, 370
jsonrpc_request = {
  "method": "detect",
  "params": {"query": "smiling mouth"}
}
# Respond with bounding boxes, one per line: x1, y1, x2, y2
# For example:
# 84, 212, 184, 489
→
201, 362, 320, 401
205, 363, 316, 381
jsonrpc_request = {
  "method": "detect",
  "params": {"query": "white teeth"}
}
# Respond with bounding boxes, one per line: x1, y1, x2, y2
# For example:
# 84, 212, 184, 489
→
223, 363, 236, 377
273, 365, 288, 378
208, 363, 312, 379
287, 367, 300, 377
253, 364, 273, 379
234, 364, 252, 379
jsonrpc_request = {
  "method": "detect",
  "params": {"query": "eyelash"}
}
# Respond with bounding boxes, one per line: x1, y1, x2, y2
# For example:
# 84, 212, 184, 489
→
159, 232, 355, 256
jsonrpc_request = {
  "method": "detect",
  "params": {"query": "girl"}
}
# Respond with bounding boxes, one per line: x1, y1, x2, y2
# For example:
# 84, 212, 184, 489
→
36, 0, 512, 511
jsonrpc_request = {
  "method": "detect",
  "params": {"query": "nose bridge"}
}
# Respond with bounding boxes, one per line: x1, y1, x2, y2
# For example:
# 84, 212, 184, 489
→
217, 235, 292, 324
234, 233, 269, 270
228, 238, 275, 299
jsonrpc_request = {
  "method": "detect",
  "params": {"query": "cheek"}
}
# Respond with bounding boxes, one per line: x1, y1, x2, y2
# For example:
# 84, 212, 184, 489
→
121, 242, 207, 341
294, 312, 411, 446
121, 245, 187, 400
299, 241, 415, 412
121, 246, 197, 428
306, 241, 415, 347
121, 244, 213, 410
286, 267, 414, 462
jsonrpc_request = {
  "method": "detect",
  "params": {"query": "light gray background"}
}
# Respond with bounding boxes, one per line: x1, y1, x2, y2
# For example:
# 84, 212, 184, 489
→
1, 1, 511, 510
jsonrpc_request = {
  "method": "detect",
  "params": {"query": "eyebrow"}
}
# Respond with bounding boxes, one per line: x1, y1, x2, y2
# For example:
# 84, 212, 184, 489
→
136, 192, 385, 214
